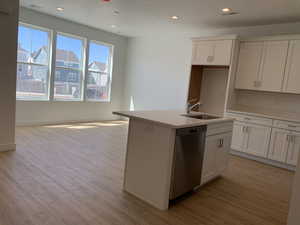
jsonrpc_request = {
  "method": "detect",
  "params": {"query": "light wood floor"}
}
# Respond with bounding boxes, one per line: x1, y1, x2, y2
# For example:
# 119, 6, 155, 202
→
0, 121, 294, 225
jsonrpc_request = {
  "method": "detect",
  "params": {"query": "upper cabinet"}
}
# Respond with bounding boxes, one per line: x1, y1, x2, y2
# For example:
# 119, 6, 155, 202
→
235, 42, 263, 90
259, 41, 289, 92
192, 40, 233, 66
283, 40, 300, 94
235, 40, 289, 92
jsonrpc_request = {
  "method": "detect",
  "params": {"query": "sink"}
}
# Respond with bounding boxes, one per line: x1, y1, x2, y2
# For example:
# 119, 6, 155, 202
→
182, 114, 221, 120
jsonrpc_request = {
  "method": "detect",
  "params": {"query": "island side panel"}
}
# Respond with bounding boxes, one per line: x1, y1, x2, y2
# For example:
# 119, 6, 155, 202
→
123, 118, 176, 210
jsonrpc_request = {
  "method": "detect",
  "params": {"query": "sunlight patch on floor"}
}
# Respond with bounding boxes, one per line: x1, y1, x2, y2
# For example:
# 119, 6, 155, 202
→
43, 120, 128, 129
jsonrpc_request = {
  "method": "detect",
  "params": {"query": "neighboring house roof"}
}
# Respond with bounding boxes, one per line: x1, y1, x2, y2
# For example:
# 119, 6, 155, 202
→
89, 61, 107, 72
17, 43, 28, 53
31, 46, 48, 60
56, 49, 80, 63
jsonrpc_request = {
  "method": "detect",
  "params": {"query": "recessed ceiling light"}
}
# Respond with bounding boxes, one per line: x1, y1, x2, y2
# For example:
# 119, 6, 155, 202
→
56, 7, 64, 11
222, 8, 231, 12
111, 25, 117, 28
171, 16, 179, 20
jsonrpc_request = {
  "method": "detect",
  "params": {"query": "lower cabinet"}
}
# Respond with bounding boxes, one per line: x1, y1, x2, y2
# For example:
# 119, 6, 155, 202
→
228, 112, 300, 168
246, 124, 271, 157
286, 132, 300, 166
268, 129, 300, 166
268, 128, 290, 163
201, 132, 232, 185
232, 122, 271, 158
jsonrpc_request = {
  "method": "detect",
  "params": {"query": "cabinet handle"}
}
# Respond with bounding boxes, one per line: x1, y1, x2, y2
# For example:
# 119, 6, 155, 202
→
218, 139, 224, 148
207, 55, 214, 62
245, 126, 250, 133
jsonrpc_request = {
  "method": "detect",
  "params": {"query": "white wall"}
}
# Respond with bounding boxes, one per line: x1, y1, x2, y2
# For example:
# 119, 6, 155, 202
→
123, 22, 300, 111
16, 8, 128, 125
123, 36, 192, 110
0, 0, 19, 151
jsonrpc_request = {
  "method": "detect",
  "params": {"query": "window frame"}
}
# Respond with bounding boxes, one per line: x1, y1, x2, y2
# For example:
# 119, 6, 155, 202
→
16, 22, 53, 101
85, 40, 114, 102
16, 23, 115, 103
53, 31, 87, 102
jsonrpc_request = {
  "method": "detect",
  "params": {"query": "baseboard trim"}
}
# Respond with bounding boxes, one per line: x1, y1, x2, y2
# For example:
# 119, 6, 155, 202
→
0, 143, 16, 152
230, 149, 296, 171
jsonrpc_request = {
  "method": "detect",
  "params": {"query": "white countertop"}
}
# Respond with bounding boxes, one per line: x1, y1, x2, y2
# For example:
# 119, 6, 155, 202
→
228, 106, 300, 123
113, 110, 234, 128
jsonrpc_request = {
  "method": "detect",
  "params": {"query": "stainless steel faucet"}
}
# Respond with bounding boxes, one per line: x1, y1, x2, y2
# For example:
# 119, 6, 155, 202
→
186, 101, 202, 114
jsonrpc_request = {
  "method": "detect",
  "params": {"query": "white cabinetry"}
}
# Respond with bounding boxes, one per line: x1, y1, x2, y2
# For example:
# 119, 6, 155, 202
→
268, 128, 289, 163
235, 41, 289, 92
231, 122, 246, 151
286, 132, 300, 166
283, 40, 300, 94
268, 129, 300, 166
228, 112, 300, 169
246, 124, 271, 157
201, 123, 233, 185
231, 121, 271, 157
259, 41, 289, 92
235, 42, 263, 90
192, 40, 232, 66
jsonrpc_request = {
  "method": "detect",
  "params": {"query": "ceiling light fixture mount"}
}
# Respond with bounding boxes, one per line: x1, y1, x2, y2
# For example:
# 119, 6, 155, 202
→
56, 7, 64, 11
171, 16, 179, 20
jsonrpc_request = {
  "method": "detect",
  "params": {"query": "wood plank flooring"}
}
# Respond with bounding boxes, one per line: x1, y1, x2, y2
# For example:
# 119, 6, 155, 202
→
0, 121, 294, 225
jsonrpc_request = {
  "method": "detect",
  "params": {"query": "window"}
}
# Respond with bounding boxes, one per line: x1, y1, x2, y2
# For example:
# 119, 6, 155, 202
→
16, 23, 115, 102
16, 24, 51, 100
54, 33, 85, 101
86, 41, 113, 101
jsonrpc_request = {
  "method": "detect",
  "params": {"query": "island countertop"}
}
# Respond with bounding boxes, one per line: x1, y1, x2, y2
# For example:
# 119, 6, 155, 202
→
113, 110, 234, 128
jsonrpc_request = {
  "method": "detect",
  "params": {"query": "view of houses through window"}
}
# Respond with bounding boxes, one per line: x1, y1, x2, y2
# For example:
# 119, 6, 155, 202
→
87, 41, 112, 101
17, 25, 51, 100
54, 33, 84, 101
16, 23, 113, 102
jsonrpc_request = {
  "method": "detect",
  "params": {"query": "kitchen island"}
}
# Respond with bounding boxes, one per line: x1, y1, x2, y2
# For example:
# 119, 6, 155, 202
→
113, 110, 234, 210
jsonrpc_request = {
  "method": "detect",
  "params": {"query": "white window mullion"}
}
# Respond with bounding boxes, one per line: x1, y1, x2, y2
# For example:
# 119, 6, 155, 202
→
49, 30, 57, 101
83, 38, 90, 101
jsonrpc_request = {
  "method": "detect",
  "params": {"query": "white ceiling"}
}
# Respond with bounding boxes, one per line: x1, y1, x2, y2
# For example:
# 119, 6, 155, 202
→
20, 0, 300, 37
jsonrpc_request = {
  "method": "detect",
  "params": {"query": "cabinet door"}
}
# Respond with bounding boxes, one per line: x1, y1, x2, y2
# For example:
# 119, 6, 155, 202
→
201, 134, 218, 184
231, 122, 247, 152
216, 132, 232, 174
268, 128, 289, 163
235, 42, 264, 90
192, 41, 214, 65
286, 132, 300, 166
258, 41, 289, 92
245, 124, 271, 158
284, 40, 300, 94
213, 40, 232, 65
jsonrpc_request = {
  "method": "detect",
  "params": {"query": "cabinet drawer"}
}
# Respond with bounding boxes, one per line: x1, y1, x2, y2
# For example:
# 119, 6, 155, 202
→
206, 121, 233, 136
226, 112, 273, 126
273, 120, 300, 132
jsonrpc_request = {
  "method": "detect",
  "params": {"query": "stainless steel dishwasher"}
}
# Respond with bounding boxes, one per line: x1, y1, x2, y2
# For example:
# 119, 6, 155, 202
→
170, 126, 207, 200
